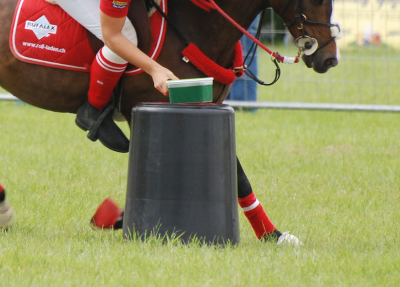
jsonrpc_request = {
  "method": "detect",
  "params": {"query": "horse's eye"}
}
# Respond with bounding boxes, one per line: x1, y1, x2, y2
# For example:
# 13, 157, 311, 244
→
311, 0, 324, 4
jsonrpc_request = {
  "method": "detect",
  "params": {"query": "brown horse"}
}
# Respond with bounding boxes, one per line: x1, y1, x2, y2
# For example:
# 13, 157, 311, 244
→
0, 0, 339, 238
0, 0, 339, 115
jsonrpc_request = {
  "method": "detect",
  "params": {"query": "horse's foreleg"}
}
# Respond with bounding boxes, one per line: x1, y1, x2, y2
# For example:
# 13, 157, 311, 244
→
0, 184, 15, 229
236, 157, 282, 241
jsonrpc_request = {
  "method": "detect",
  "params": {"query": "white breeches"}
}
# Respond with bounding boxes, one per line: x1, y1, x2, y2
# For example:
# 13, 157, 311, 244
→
55, 0, 138, 64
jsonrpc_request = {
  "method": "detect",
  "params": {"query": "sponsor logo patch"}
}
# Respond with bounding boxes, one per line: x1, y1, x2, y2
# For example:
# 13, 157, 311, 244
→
25, 15, 57, 40
112, 1, 128, 9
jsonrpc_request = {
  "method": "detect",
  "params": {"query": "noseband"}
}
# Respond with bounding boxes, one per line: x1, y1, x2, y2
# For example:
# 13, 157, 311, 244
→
278, 0, 340, 56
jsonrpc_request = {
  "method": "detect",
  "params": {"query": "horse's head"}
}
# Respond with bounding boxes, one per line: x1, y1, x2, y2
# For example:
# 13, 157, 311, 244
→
270, 0, 341, 73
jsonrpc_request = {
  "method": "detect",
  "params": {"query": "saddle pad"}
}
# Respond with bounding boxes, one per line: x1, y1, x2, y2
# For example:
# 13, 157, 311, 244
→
10, 0, 168, 75
10, 0, 95, 72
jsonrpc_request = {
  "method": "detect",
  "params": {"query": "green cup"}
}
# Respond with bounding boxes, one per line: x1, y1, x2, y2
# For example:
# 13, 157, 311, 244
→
167, 77, 213, 104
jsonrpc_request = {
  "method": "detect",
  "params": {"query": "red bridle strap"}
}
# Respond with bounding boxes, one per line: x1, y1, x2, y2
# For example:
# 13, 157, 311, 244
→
190, 0, 299, 64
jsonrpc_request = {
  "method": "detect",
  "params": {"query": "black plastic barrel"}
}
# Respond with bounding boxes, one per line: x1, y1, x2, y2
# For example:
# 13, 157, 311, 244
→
123, 103, 239, 245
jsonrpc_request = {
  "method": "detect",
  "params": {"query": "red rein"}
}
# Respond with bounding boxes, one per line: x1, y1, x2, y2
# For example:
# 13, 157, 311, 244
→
190, 0, 300, 64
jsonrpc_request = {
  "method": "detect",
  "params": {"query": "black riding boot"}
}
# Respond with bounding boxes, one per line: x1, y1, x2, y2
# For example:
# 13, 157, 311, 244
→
75, 101, 129, 153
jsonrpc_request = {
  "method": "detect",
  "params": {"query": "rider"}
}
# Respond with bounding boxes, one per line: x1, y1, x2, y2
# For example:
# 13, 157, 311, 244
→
54, 0, 178, 152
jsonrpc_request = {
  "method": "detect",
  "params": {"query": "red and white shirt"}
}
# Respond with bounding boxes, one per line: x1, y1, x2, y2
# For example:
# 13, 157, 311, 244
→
100, 0, 132, 18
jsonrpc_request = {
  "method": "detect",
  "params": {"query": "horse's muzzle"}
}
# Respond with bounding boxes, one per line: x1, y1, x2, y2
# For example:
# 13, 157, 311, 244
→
302, 54, 313, 68
325, 57, 338, 69
302, 54, 338, 73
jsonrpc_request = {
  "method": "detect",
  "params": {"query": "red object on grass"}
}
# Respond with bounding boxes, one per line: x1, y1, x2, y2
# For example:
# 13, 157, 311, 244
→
91, 198, 123, 229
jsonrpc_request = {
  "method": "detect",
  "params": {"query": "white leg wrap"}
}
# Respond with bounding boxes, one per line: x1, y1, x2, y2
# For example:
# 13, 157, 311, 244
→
0, 200, 14, 228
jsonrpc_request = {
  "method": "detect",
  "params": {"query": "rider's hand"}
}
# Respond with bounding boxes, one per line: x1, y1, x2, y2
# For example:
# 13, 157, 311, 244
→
150, 67, 179, 96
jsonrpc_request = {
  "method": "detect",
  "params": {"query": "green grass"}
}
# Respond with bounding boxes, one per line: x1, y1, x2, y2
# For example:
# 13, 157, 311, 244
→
256, 45, 400, 105
1, 102, 400, 286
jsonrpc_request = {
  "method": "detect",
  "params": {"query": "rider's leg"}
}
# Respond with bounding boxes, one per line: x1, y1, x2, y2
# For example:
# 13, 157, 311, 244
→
236, 157, 282, 241
75, 22, 136, 152
56, 0, 138, 153
87, 46, 128, 110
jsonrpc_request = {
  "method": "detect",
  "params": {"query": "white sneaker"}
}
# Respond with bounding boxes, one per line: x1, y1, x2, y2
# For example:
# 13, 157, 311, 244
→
277, 231, 302, 246
0, 200, 15, 229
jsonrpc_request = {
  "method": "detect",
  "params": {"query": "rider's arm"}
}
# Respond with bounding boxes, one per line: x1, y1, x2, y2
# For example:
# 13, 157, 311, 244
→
100, 11, 178, 95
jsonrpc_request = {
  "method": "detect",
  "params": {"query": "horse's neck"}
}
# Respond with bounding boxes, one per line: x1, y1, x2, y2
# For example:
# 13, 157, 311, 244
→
220, 0, 269, 32
169, 0, 266, 62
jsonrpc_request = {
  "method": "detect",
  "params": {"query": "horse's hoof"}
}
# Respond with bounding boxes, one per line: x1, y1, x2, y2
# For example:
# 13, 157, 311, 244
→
0, 200, 15, 229
91, 198, 123, 230
277, 231, 303, 246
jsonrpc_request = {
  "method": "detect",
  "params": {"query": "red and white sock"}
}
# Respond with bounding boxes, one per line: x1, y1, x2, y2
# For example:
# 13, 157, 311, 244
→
88, 46, 128, 110
238, 192, 276, 239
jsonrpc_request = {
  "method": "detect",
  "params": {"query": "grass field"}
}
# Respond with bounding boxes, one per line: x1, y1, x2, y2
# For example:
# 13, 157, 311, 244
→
1, 100, 399, 286
256, 45, 400, 105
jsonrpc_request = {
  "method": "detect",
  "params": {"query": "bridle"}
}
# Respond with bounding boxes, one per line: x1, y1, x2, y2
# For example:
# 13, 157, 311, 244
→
149, 0, 341, 87
278, 0, 341, 56
189, 0, 341, 60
